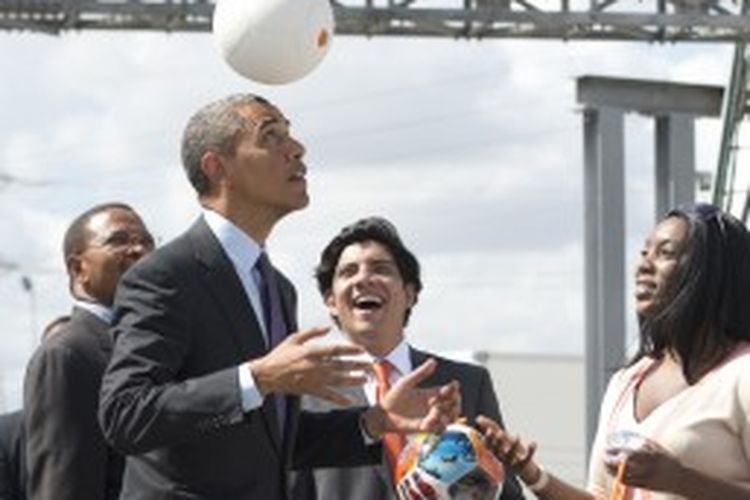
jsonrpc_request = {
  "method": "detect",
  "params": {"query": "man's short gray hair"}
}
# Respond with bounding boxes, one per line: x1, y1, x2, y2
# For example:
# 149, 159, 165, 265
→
180, 93, 269, 196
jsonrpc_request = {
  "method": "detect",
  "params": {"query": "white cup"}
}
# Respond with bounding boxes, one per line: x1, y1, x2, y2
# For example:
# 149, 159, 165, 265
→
605, 430, 649, 466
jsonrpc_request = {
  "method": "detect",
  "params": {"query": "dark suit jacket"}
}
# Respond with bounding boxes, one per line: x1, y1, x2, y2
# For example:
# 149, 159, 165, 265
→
295, 347, 526, 500
0, 410, 26, 500
99, 218, 377, 500
23, 307, 124, 500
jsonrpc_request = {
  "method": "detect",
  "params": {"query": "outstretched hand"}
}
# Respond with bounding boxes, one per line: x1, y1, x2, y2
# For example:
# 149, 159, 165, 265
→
476, 415, 537, 478
364, 358, 461, 438
249, 327, 371, 406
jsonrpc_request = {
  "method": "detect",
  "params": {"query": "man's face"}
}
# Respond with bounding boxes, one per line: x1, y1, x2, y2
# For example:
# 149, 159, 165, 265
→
220, 101, 308, 219
634, 216, 690, 318
71, 207, 154, 306
325, 240, 415, 357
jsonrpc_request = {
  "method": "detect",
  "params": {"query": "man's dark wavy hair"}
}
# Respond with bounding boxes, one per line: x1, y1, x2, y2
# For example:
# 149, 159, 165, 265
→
633, 203, 750, 382
315, 217, 422, 326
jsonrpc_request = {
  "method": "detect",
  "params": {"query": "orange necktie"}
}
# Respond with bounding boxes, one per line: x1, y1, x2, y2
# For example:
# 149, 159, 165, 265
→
373, 360, 406, 478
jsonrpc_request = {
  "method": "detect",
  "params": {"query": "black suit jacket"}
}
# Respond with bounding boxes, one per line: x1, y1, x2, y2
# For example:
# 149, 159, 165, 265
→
23, 307, 123, 500
0, 410, 25, 500
295, 347, 526, 500
99, 218, 376, 500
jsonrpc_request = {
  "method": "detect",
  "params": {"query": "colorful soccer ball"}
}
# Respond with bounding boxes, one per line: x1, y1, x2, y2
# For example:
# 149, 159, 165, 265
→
395, 422, 505, 500
212, 0, 334, 84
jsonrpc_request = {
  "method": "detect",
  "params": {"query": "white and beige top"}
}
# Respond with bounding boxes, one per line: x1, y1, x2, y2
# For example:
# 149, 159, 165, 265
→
587, 344, 750, 500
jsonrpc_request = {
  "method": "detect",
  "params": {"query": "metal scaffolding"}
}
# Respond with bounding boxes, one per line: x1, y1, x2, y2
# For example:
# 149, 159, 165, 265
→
2, 0, 750, 42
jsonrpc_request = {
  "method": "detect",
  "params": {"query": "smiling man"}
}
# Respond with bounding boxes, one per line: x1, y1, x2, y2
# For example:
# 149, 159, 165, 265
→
295, 216, 526, 499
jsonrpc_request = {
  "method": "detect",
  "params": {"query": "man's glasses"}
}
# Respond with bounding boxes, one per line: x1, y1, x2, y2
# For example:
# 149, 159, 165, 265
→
90, 230, 155, 252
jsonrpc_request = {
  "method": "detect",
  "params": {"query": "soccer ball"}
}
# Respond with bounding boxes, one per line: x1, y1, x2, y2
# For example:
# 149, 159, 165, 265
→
212, 0, 334, 85
395, 422, 505, 500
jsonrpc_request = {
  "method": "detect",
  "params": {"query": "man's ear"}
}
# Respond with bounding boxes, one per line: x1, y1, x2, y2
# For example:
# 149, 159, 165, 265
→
200, 150, 227, 191
66, 254, 87, 293
324, 291, 339, 318
404, 283, 417, 308
67, 255, 83, 280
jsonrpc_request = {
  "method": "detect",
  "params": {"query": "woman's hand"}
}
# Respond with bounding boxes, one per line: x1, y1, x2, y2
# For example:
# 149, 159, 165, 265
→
604, 439, 685, 494
475, 415, 539, 483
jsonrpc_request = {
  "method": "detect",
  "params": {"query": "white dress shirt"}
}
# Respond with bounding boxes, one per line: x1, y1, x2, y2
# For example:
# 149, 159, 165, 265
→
74, 299, 114, 325
363, 338, 413, 405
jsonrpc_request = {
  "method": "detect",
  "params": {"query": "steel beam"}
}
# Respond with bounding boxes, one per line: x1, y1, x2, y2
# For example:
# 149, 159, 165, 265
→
1, 0, 750, 42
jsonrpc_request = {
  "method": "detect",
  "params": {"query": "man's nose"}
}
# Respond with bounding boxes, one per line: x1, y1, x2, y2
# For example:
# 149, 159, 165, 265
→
287, 136, 305, 160
127, 237, 153, 257
352, 268, 374, 285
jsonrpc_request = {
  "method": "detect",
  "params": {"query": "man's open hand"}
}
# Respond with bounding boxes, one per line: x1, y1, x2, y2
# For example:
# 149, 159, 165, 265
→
363, 358, 461, 438
249, 327, 371, 405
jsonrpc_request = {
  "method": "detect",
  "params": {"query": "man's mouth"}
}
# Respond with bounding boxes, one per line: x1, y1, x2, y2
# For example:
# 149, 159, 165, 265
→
353, 294, 384, 311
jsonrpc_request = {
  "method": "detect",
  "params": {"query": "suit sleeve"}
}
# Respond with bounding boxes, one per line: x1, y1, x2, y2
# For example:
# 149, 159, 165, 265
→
475, 367, 527, 500
291, 409, 381, 470
24, 345, 109, 500
98, 260, 246, 455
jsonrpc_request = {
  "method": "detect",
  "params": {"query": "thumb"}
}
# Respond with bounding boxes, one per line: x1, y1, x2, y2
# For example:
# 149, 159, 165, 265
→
395, 358, 437, 391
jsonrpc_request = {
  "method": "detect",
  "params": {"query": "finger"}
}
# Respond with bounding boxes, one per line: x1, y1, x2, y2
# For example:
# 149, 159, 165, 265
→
325, 372, 368, 387
522, 442, 537, 466
311, 387, 360, 406
319, 358, 372, 373
505, 435, 523, 465
291, 326, 331, 344
418, 409, 447, 434
438, 380, 460, 398
396, 358, 438, 390
427, 385, 460, 405
476, 415, 502, 434
309, 342, 366, 359
430, 395, 461, 421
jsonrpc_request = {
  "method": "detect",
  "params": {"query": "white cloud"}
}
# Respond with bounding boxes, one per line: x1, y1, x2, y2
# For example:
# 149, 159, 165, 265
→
0, 30, 731, 409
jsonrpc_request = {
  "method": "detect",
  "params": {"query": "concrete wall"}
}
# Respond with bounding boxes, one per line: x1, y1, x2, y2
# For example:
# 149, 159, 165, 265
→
442, 350, 587, 488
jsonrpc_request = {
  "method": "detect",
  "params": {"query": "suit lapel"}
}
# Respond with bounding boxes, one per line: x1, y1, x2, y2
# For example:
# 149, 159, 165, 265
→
189, 218, 284, 452
70, 306, 113, 359
190, 218, 268, 358
409, 347, 440, 387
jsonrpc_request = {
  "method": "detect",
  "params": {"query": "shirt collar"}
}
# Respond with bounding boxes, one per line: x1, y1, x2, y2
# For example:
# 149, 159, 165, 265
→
74, 300, 114, 325
203, 208, 263, 273
377, 338, 411, 376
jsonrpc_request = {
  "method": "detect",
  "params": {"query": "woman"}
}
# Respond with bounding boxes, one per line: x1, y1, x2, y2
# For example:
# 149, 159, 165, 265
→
478, 204, 750, 499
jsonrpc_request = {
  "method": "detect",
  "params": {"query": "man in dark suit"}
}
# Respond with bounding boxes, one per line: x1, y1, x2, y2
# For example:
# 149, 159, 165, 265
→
23, 203, 154, 500
296, 216, 526, 499
0, 410, 25, 500
98, 94, 460, 500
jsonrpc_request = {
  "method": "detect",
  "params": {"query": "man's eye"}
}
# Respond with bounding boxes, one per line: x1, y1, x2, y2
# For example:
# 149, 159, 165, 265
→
337, 267, 356, 278
106, 234, 130, 246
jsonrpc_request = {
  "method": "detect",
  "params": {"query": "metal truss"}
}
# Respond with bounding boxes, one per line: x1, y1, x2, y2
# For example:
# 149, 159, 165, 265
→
1, 0, 750, 42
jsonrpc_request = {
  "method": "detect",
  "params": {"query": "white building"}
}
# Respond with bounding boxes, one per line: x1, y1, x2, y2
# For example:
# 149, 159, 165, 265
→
444, 350, 587, 489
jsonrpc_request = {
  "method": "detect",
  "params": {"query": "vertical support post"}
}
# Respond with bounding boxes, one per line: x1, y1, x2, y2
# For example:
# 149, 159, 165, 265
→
655, 114, 695, 220
583, 106, 626, 453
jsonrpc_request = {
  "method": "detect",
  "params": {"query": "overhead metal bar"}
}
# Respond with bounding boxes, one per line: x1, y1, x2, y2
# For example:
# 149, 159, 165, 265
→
2, 0, 750, 42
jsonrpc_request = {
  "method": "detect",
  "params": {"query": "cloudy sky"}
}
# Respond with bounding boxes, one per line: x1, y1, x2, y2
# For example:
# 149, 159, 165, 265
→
0, 26, 731, 410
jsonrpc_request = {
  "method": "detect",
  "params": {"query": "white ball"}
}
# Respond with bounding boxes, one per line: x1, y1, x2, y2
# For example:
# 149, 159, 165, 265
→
212, 0, 334, 85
